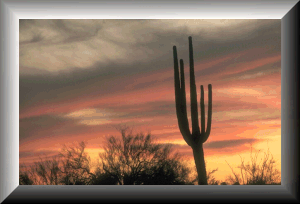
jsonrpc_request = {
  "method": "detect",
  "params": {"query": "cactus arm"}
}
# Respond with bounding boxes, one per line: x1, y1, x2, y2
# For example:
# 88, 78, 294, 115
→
180, 59, 186, 108
180, 59, 189, 128
179, 59, 193, 146
189, 36, 200, 135
202, 84, 212, 143
173, 46, 181, 99
180, 58, 190, 123
173, 46, 192, 146
200, 85, 205, 135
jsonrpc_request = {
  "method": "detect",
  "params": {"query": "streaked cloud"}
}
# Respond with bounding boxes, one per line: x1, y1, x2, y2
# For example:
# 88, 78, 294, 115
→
63, 108, 122, 125
216, 88, 263, 97
19, 19, 280, 75
204, 138, 258, 149
19, 150, 59, 159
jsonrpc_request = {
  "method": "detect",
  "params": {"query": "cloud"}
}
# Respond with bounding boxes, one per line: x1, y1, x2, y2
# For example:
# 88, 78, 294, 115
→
63, 108, 124, 126
19, 19, 280, 75
19, 114, 78, 141
19, 113, 113, 142
213, 108, 280, 123
217, 88, 263, 97
154, 138, 261, 158
220, 56, 281, 82
204, 138, 259, 149
19, 19, 280, 117
19, 150, 59, 159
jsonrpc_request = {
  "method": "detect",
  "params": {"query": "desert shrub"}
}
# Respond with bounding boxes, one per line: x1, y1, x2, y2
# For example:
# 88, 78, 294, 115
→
20, 128, 194, 185
225, 147, 281, 185
99, 127, 194, 185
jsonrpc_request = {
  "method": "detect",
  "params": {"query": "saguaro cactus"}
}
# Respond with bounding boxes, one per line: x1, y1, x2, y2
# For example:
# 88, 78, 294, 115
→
173, 36, 212, 185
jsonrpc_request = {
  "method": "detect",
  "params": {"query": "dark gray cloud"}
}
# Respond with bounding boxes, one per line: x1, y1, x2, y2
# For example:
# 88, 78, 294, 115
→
103, 100, 271, 121
19, 113, 120, 142
94, 100, 176, 119
19, 20, 280, 115
220, 60, 281, 82
19, 114, 101, 142
204, 138, 259, 149
20, 19, 101, 45
213, 99, 269, 112
19, 150, 59, 159
19, 114, 77, 141
161, 138, 259, 151
19, 19, 281, 74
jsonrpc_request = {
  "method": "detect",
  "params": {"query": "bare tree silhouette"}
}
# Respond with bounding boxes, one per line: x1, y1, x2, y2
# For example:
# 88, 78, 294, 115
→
20, 129, 194, 185
19, 142, 94, 185
99, 127, 193, 185
59, 141, 94, 185
25, 156, 61, 185
19, 135, 281, 185
225, 147, 281, 185
173, 36, 212, 185
19, 169, 33, 185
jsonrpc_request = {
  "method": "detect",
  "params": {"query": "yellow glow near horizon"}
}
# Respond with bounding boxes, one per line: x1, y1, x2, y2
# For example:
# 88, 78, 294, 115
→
82, 133, 281, 184
204, 136, 281, 183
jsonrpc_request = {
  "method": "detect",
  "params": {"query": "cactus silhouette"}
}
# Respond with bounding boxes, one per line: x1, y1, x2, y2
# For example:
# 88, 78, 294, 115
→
173, 36, 212, 185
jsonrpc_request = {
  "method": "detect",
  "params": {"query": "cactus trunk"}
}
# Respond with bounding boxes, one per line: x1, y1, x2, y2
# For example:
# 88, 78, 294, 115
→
173, 36, 212, 185
193, 145, 208, 185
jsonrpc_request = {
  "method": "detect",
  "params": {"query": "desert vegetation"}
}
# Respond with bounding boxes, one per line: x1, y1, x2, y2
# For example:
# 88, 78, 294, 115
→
224, 147, 281, 185
19, 128, 281, 185
20, 128, 194, 185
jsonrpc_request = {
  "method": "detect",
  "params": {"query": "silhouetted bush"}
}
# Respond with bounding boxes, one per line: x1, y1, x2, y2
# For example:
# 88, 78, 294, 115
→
88, 166, 119, 185
19, 171, 33, 185
19, 128, 281, 185
58, 141, 93, 185
98, 127, 194, 185
27, 156, 61, 185
20, 128, 194, 185
19, 142, 94, 185
225, 147, 281, 185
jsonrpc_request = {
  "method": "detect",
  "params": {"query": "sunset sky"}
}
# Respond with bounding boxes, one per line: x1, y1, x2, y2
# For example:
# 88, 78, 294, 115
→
19, 19, 281, 182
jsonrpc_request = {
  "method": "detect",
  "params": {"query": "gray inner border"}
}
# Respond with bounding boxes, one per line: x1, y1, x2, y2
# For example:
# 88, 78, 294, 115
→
0, 0, 299, 202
